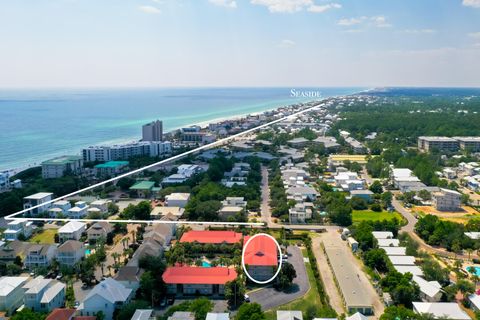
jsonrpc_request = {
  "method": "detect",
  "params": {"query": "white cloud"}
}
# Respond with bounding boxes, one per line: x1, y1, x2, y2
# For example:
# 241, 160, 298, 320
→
278, 39, 296, 47
403, 29, 436, 34
463, 0, 480, 8
139, 5, 161, 14
250, 0, 340, 13
307, 3, 341, 13
468, 32, 480, 39
371, 16, 392, 28
337, 17, 366, 26
337, 16, 392, 28
209, 0, 237, 8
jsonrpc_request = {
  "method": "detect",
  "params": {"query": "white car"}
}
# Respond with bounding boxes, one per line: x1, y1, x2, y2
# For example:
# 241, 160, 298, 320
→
244, 294, 250, 302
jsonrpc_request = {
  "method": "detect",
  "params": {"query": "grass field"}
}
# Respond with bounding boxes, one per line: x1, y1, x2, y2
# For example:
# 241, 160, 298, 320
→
352, 210, 403, 223
264, 248, 323, 320
30, 229, 57, 244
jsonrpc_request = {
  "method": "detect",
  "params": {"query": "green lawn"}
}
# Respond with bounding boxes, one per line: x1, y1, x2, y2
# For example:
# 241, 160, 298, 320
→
352, 210, 403, 223
264, 248, 323, 320
30, 229, 57, 244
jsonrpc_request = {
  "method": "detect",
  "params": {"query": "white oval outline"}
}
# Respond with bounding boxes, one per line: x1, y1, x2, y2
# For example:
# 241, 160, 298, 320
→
241, 233, 283, 284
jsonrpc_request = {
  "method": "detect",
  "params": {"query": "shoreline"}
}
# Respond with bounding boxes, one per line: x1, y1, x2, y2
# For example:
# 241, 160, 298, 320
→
4, 90, 360, 176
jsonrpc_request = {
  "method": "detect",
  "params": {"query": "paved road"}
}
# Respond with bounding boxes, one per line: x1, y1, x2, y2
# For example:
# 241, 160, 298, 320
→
311, 233, 345, 315
392, 198, 417, 233
393, 194, 478, 260
260, 165, 277, 228
249, 246, 309, 311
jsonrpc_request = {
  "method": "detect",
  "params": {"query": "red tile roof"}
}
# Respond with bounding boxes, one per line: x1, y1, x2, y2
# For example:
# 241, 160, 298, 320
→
46, 309, 76, 320
243, 235, 278, 266
73, 317, 96, 320
162, 266, 237, 284
180, 230, 243, 244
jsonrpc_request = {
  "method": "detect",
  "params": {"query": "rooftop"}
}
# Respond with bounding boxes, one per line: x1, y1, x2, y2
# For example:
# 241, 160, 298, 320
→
45, 308, 76, 320
0, 276, 29, 296
180, 230, 243, 244
413, 302, 471, 320
42, 155, 82, 165
24, 192, 53, 200
129, 180, 156, 190
243, 235, 278, 267
94, 161, 129, 169
162, 266, 237, 285
58, 221, 86, 233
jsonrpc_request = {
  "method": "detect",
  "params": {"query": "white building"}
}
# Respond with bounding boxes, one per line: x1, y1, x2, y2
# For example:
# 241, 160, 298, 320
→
206, 313, 230, 320
432, 188, 462, 211
413, 276, 442, 302
388, 255, 416, 266
24, 277, 65, 312
87, 222, 113, 241
0, 276, 29, 314
49, 200, 71, 217
372, 231, 394, 239
3, 219, 33, 241
41, 155, 83, 179
23, 192, 53, 216
82, 141, 171, 162
289, 202, 313, 223
77, 278, 133, 320
277, 310, 303, 320
67, 206, 88, 219
58, 221, 86, 242
413, 302, 471, 320
24, 245, 57, 269
165, 193, 191, 208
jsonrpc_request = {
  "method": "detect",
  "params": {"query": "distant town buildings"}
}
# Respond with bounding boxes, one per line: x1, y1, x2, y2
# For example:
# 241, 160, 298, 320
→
82, 141, 171, 162
418, 136, 480, 153
41, 155, 83, 179
142, 120, 163, 142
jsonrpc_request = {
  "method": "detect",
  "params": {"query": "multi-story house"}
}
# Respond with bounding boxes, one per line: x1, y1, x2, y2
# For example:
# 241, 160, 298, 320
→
57, 240, 85, 266
0, 276, 29, 315
3, 219, 33, 241
23, 192, 53, 216
24, 276, 65, 312
24, 245, 57, 269
58, 221, 86, 242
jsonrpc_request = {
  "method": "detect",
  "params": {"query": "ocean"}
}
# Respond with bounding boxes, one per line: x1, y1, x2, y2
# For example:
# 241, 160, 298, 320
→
0, 87, 362, 172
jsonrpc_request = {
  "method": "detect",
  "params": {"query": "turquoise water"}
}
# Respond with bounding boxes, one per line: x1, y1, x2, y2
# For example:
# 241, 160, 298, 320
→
467, 266, 480, 276
85, 249, 91, 255
202, 261, 211, 268
0, 88, 362, 171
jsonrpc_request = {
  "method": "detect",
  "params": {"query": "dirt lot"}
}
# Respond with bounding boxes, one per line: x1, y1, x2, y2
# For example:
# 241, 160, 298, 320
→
413, 205, 480, 224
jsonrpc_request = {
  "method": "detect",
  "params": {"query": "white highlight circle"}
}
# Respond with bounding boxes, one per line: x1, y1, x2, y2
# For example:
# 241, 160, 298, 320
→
241, 233, 283, 284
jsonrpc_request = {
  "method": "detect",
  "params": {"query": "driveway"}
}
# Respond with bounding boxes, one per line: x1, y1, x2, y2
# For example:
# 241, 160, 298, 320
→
311, 233, 345, 315
249, 245, 309, 311
260, 165, 276, 228
73, 279, 91, 303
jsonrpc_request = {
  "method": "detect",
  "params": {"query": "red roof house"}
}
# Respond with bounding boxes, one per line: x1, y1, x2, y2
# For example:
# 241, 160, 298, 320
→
180, 230, 243, 244
243, 235, 278, 266
162, 266, 237, 285
46, 309, 76, 320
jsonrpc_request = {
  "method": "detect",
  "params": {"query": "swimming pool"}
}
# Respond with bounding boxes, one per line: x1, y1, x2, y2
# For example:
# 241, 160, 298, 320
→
467, 266, 480, 276
85, 249, 92, 255
202, 261, 211, 268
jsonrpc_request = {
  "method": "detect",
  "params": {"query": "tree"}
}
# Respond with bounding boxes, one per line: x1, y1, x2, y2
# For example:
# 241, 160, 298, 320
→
381, 192, 393, 208
275, 262, 297, 290
116, 300, 150, 320
369, 181, 383, 194
380, 306, 418, 320
364, 249, 390, 273
140, 271, 155, 305
225, 278, 246, 308
328, 202, 352, 226
10, 309, 46, 320
189, 297, 213, 320
350, 196, 368, 210
235, 303, 265, 320
455, 279, 475, 301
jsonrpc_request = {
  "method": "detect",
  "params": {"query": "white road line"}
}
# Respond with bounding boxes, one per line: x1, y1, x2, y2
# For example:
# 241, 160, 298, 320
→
5, 101, 323, 224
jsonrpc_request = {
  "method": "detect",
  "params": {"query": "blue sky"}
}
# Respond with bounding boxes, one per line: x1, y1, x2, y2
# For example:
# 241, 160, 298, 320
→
0, 0, 479, 87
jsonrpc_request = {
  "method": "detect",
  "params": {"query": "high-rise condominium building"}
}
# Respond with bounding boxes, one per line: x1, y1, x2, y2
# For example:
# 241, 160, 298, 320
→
142, 120, 163, 142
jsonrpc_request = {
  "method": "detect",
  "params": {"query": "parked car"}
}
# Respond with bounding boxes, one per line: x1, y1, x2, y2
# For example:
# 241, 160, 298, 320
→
244, 294, 250, 302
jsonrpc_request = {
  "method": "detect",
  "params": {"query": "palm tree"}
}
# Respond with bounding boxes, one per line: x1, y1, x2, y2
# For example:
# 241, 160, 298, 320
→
107, 265, 112, 276
467, 248, 473, 261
